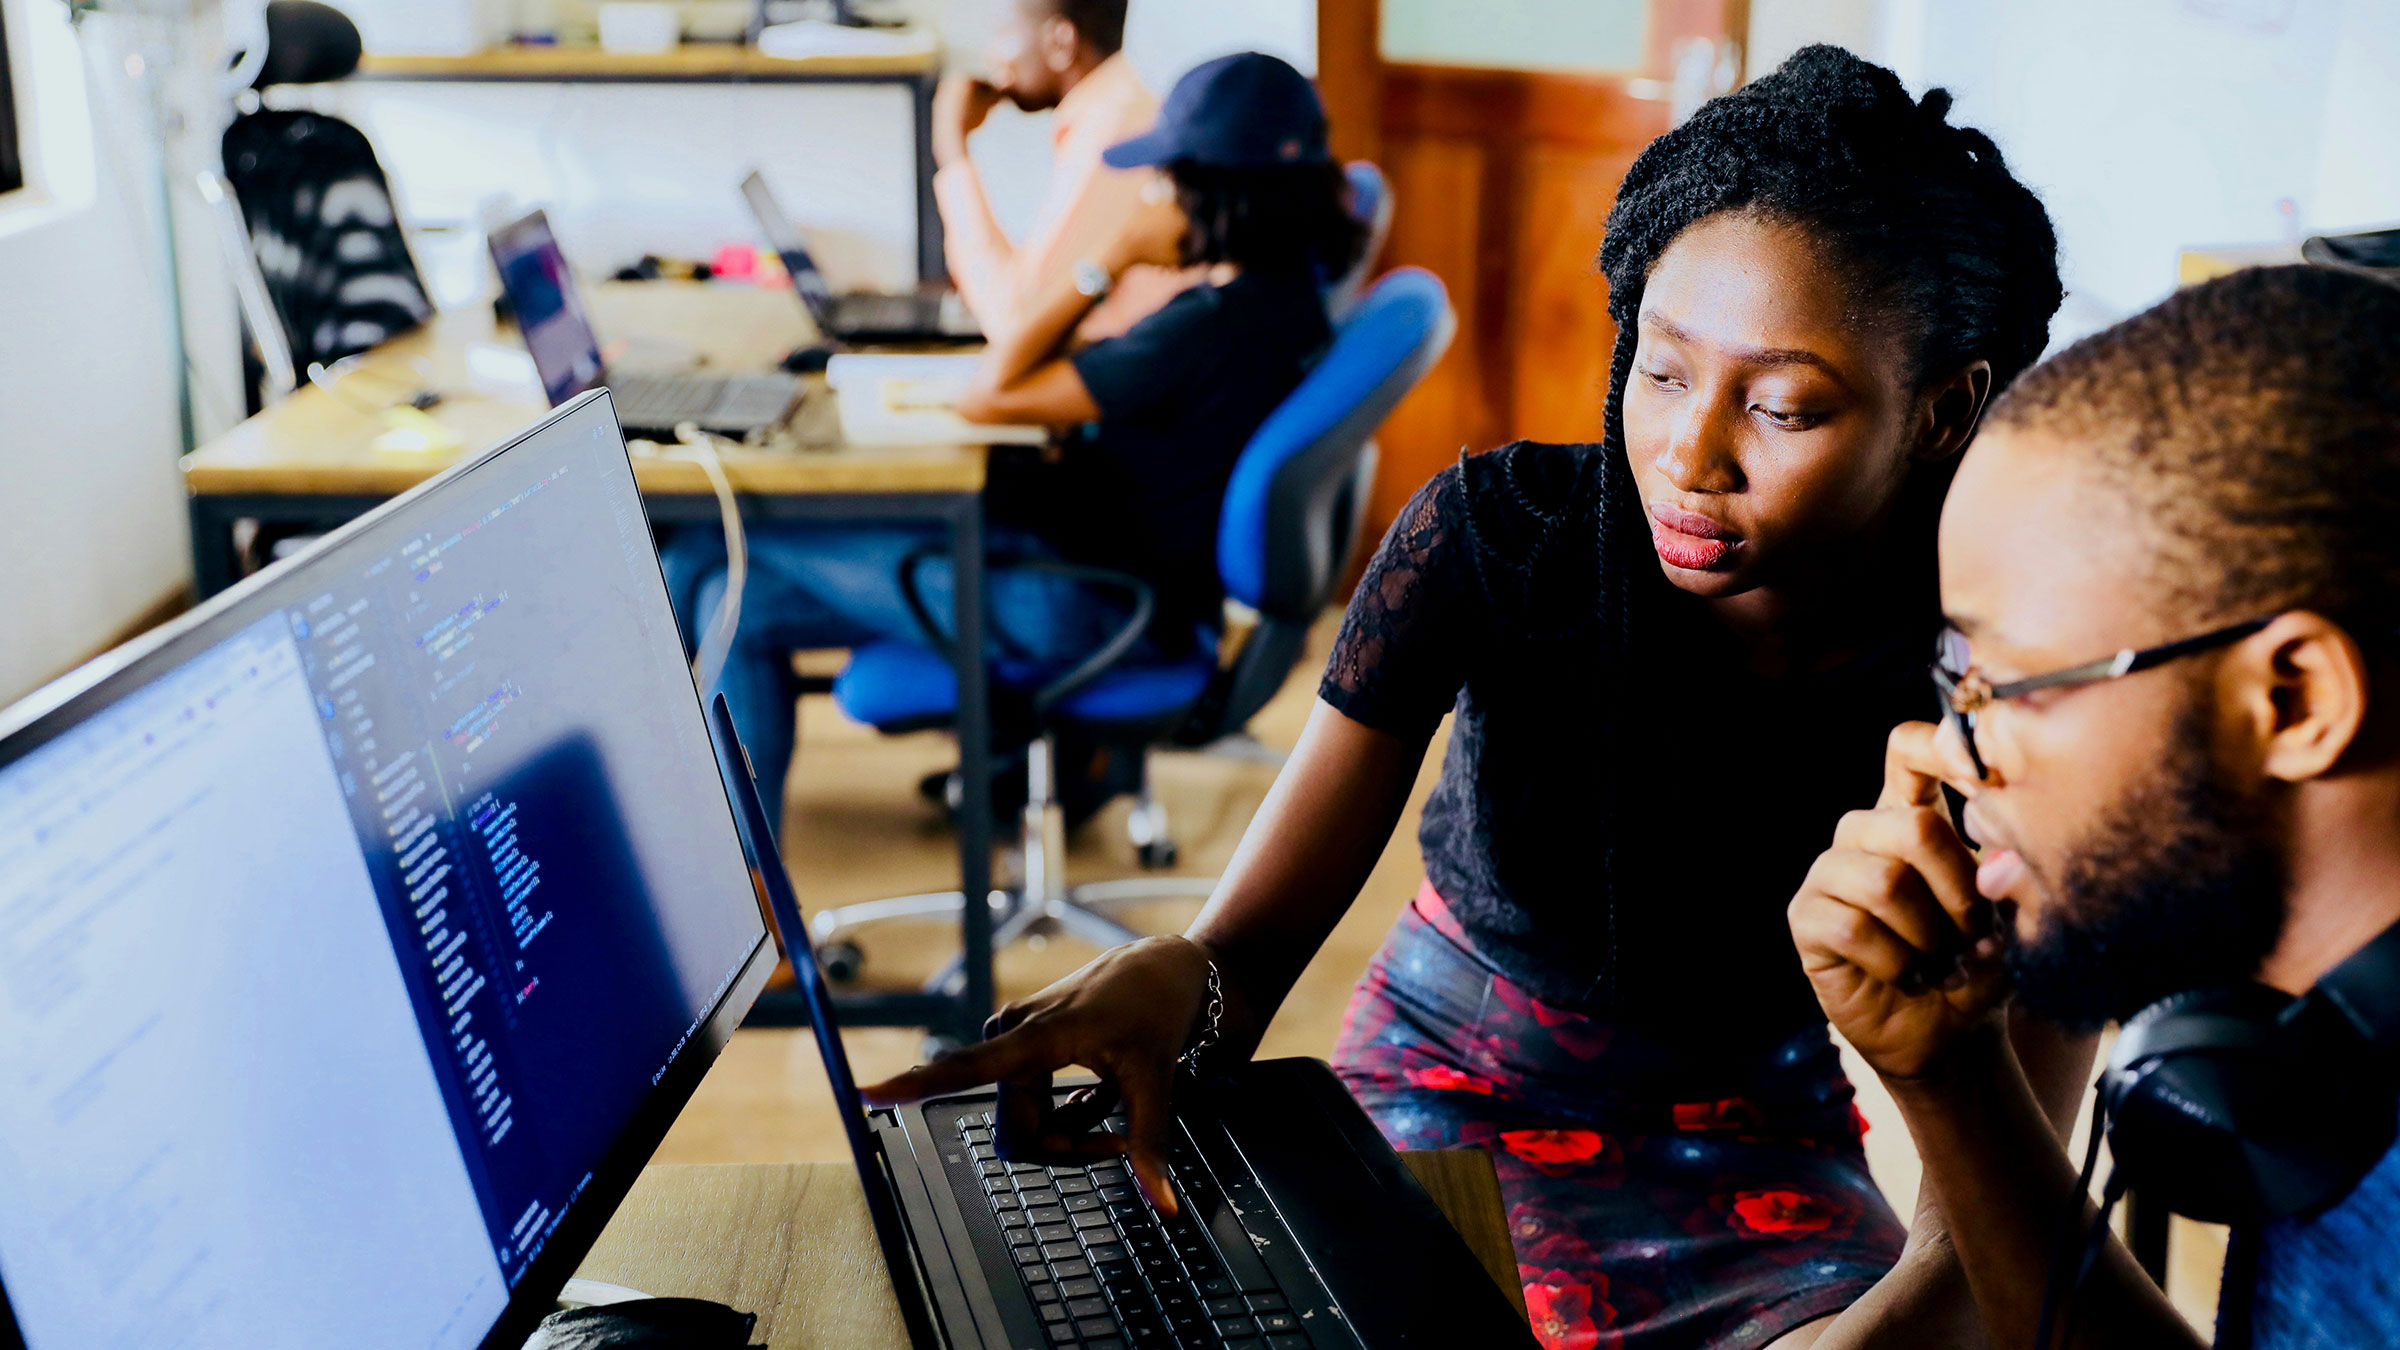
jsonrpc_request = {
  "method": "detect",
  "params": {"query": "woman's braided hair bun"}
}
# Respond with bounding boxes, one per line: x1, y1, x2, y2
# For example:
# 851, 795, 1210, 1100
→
1598, 43, 2063, 393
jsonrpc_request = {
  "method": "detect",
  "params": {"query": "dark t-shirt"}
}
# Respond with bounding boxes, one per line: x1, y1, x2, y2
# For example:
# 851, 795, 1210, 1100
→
991, 268, 1329, 637
1321, 441, 1936, 1056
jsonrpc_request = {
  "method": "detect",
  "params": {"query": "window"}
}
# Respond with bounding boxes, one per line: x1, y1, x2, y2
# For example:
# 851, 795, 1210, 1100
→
0, 2, 22, 197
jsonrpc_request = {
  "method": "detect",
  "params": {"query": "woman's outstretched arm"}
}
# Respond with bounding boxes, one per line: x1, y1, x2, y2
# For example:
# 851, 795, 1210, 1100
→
861, 699, 1431, 1211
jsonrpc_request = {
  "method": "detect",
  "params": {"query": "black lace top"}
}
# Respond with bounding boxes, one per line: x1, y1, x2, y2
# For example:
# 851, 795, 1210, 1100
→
1323, 442, 1936, 1052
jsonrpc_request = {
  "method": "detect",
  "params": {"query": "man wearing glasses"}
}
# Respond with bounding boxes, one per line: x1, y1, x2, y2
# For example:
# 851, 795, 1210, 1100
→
1788, 265, 2400, 1349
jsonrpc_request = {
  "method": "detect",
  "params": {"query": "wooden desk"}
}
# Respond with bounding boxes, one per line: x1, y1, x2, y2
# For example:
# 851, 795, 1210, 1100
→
180, 283, 984, 512
574, 1155, 1525, 1348
352, 43, 946, 281
181, 282, 1002, 1042
357, 45, 940, 82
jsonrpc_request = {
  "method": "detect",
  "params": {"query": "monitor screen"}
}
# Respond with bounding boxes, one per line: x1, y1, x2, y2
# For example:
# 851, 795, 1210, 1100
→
489, 211, 606, 407
0, 394, 771, 1349
738, 171, 837, 323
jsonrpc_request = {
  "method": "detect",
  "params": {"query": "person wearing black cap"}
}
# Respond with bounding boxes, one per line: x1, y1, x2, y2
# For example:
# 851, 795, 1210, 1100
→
666, 52, 1363, 829
956, 50, 1366, 637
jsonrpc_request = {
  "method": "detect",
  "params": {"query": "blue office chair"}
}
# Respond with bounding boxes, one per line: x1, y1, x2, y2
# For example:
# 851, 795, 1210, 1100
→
1327, 162, 1395, 321
813, 268, 1455, 992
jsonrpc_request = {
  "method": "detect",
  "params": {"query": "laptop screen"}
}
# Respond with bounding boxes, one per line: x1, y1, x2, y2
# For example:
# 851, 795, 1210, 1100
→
490, 211, 607, 406
738, 171, 839, 324
0, 395, 771, 1349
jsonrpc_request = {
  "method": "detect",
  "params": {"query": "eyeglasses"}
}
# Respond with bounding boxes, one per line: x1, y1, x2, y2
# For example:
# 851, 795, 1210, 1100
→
1930, 617, 2273, 780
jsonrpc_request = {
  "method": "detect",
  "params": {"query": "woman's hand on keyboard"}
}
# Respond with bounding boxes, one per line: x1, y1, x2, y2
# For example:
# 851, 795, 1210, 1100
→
860, 935, 1219, 1215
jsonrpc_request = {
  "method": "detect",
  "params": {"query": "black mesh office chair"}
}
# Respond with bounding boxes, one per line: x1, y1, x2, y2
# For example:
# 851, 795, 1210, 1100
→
210, 1, 430, 399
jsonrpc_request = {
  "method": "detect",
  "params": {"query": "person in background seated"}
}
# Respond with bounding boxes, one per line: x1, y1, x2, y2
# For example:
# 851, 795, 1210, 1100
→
867, 47, 2071, 1350
666, 52, 1364, 828
1789, 265, 2400, 1349
935, 0, 1193, 343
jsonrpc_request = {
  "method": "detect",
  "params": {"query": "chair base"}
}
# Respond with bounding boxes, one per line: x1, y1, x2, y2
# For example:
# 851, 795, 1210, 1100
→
811, 878, 1218, 997
809, 734, 1218, 1002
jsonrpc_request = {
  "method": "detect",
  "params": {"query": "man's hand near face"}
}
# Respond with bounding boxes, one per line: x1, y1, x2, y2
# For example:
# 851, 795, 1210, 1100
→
1791, 722, 2009, 1081
933, 75, 1009, 171
1788, 723, 2192, 1349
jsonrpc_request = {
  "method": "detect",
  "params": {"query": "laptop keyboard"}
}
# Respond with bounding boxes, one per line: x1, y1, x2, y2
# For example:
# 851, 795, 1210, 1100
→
613, 372, 797, 431
950, 1110, 1315, 1350
840, 294, 936, 331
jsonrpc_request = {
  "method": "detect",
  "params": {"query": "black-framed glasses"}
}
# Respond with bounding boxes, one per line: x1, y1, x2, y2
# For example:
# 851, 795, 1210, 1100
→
1930, 617, 2274, 780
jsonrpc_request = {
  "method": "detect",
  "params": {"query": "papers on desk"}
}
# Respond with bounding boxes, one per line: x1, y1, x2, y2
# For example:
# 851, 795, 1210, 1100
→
756, 21, 941, 62
825, 353, 1051, 448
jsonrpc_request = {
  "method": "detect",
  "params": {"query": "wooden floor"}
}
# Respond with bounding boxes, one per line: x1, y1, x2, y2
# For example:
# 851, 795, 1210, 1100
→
653, 613, 2226, 1331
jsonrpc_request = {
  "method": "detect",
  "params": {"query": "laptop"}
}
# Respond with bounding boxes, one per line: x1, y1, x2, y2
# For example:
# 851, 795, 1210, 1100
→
0, 392, 778, 1349
741, 170, 983, 345
488, 209, 804, 438
704, 698, 1540, 1349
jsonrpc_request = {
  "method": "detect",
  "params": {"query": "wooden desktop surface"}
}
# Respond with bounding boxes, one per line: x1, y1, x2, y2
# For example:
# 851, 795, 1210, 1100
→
574, 1155, 1524, 1348
180, 283, 988, 499
356, 44, 941, 82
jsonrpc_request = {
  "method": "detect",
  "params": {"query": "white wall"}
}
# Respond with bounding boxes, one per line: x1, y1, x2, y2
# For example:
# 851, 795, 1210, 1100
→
338, 0, 1314, 292
0, 2, 195, 706
1755, 0, 2400, 347
2310, 0, 2400, 232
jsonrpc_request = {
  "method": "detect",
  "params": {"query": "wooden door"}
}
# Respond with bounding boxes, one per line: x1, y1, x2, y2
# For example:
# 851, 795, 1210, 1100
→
1320, 0, 1748, 546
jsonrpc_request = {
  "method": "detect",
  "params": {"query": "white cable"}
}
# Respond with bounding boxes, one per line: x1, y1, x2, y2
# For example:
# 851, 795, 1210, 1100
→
673, 423, 749, 697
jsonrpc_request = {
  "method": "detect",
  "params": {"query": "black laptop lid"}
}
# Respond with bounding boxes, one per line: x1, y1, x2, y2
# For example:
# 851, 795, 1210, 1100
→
489, 209, 607, 406
701, 694, 943, 1347
738, 170, 841, 328
0, 394, 773, 1350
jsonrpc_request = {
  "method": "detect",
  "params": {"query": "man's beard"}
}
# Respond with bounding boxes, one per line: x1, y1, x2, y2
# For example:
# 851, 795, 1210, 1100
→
2002, 706, 2288, 1030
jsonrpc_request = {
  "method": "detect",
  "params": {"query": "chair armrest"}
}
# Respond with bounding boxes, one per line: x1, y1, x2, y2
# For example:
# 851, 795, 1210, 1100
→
893, 547, 1158, 715
896, 544, 1060, 665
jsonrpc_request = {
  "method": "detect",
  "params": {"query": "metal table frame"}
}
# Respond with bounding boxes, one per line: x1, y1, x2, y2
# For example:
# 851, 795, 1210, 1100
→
187, 486, 996, 1043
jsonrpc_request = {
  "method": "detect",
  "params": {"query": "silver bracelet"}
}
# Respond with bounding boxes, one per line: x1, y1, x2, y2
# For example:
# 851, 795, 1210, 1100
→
1179, 958, 1225, 1077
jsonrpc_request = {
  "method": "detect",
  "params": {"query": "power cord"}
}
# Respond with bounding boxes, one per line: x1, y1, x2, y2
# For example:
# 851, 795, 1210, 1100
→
669, 423, 749, 698
305, 355, 443, 413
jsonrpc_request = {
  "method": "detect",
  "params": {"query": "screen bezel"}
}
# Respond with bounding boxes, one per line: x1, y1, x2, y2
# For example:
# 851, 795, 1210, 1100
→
0, 391, 776, 1350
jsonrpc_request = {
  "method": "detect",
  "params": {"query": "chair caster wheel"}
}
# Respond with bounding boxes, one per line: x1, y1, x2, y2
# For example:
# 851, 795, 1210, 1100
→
922, 1032, 968, 1061
1137, 839, 1179, 869
818, 938, 866, 984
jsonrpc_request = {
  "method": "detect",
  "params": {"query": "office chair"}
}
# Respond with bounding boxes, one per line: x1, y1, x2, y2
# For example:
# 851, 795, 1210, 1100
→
211, 1, 431, 404
810, 268, 1455, 999
1326, 162, 1394, 321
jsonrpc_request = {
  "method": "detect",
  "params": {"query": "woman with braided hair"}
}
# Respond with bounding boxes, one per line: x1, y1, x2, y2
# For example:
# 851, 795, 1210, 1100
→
868, 47, 2079, 1348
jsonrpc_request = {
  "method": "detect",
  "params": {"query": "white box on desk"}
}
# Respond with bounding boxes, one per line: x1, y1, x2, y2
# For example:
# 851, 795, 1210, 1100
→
343, 0, 508, 56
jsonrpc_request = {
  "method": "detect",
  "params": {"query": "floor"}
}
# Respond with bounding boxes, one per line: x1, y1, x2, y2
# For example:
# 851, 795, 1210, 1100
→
652, 613, 2227, 1333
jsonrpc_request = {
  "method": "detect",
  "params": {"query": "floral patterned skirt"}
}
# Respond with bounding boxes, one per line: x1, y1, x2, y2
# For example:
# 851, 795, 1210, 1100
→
1330, 885, 1908, 1350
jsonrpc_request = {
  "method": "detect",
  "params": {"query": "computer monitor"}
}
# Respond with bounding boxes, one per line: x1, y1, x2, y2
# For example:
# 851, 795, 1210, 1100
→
489, 211, 607, 406
0, 392, 775, 1350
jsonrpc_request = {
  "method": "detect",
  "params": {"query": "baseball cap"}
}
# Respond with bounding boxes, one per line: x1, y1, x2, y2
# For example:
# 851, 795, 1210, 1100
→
1101, 52, 1331, 171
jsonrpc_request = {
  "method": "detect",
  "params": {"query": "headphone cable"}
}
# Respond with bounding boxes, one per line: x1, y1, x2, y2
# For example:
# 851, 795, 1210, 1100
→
2033, 1084, 2113, 1350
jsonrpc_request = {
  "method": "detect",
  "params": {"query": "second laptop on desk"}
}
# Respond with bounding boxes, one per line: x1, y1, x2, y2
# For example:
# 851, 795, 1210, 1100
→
490, 208, 805, 439
743, 169, 983, 346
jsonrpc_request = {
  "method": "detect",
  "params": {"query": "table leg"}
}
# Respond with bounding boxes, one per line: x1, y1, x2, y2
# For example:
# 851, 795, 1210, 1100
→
189, 497, 244, 599
949, 496, 993, 1043
912, 71, 946, 287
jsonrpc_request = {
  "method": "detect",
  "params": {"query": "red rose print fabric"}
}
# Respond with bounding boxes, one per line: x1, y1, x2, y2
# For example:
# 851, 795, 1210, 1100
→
1331, 890, 1907, 1350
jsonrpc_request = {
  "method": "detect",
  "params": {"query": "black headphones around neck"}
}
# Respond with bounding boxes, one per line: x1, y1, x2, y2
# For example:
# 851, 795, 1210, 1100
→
2098, 915, 2400, 1225
2032, 919, 2400, 1349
